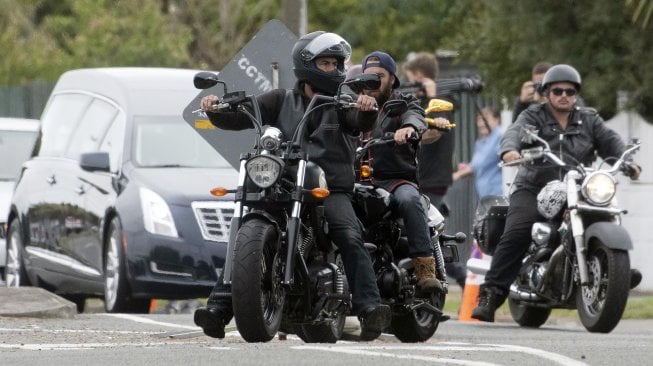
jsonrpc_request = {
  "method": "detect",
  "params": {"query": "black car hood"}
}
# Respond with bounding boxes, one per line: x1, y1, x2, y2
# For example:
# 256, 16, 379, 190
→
131, 167, 239, 206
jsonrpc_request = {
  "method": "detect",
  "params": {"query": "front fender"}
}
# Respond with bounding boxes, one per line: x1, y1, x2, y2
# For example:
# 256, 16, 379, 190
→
241, 211, 282, 239
584, 222, 632, 251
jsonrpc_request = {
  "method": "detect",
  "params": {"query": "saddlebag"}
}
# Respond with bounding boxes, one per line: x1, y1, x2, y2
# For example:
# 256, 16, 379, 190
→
473, 195, 509, 255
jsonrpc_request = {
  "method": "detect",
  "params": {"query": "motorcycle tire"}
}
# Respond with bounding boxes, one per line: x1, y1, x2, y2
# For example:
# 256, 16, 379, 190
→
576, 239, 629, 333
391, 289, 444, 342
231, 219, 285, 342
508, 298, 551, 328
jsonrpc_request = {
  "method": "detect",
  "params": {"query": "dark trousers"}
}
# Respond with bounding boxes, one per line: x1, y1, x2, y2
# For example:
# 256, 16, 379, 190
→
391, 184, 432, 257
484, 189, 543, 292
206, 192, 380, 317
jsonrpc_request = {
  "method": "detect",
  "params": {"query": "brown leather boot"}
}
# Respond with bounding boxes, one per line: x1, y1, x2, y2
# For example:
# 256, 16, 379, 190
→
413, 256, 442, 291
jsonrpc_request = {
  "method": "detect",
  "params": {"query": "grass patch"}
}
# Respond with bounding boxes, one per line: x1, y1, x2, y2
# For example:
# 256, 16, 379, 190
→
443, 291, 653, 320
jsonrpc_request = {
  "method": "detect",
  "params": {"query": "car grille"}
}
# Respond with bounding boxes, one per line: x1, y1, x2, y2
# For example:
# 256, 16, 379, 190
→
192, 201, 236, 242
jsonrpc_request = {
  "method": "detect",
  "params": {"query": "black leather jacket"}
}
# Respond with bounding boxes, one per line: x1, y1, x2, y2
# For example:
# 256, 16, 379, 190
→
502, 103, 627, 192
205, 86, 377, 193
369, 92, 426, 182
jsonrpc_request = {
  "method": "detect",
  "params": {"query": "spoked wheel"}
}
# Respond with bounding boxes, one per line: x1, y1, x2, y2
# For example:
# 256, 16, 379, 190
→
508, 297, 551, 328
576, 239, 630, 333
391, 289, 444, 342
231, 219, 285, 342
5, 220, 31, 287
104, 217, 150, 313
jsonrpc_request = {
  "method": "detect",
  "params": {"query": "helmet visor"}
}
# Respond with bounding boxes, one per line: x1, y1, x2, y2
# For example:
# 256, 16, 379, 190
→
300, 32, 351, 63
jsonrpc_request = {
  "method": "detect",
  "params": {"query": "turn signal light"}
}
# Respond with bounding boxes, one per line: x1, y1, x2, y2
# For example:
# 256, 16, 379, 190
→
360, 165, 372, 179
210, 187, 228, 197
311, 188, 330, 199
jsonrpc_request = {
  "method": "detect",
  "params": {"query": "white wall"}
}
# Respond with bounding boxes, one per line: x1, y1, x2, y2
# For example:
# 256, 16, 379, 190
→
606, 111, 653, 291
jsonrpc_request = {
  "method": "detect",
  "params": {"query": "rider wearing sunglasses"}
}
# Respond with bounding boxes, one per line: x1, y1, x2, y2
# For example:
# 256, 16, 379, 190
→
471, 64, 642, 322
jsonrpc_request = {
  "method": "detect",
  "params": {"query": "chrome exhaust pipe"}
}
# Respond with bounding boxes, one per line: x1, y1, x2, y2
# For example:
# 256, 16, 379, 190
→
509, 284, 541, 301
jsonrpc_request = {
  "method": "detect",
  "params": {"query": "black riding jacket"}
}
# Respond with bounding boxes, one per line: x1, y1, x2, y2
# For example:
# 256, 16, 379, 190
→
501, 103, 627, 192
368, 92, 426, 183
205, 85, 377, 193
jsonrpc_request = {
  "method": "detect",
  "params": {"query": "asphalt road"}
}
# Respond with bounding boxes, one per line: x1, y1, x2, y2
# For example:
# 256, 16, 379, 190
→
1, 310, 651, 366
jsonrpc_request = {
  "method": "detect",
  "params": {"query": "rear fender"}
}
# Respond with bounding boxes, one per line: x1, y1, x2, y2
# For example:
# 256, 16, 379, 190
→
584, 222, 632, 251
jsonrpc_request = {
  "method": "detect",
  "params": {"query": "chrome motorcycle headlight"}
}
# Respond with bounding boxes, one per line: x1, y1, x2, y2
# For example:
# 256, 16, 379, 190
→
582, 172, 616, 206
259, 127, 283, 152
246, 155, 283, 188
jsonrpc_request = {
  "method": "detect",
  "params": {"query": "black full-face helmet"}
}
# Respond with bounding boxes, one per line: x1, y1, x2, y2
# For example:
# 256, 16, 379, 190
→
541, 64, 582, 92
292, 31, 352, 95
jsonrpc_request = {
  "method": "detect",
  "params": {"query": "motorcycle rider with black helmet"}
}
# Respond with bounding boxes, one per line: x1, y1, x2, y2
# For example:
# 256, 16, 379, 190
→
193, 31, 392, 341
471, 64, 642, 322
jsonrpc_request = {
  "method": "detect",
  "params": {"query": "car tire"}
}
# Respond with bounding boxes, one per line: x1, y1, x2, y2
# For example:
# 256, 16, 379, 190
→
104, 217, 150, 313
5, 220, 31, 287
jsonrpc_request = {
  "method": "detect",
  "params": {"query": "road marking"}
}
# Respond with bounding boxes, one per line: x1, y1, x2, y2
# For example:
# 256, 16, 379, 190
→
100, 313, 199, 330
0, 327, 161, 335
294, 342, 589, 366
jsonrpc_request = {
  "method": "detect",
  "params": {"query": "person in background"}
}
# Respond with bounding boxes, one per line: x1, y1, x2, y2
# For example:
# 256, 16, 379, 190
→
403, 52, 467, 289
452, 106, 504, 199
471, 64, 642, 322
512, 62, 552, 122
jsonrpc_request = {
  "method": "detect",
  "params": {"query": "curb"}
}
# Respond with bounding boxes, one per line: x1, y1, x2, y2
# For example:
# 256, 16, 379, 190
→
0, 287, 77, 318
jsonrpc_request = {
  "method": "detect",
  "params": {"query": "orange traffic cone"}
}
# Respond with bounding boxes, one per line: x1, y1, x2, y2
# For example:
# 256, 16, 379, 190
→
458, 240, 491, 322
149, 299, 158, 313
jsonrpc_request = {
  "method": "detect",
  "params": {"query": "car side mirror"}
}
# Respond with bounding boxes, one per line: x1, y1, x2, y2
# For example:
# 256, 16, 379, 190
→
80, 152, 111, 172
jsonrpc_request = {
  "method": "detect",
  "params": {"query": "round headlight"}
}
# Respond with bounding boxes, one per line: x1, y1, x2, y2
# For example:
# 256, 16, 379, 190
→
582, 172, 616, 206
246, 155, 282, 188
259, 127, 283, 151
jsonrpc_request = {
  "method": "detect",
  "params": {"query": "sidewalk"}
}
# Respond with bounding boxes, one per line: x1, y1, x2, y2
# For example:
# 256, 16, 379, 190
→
0, 287, 77, 318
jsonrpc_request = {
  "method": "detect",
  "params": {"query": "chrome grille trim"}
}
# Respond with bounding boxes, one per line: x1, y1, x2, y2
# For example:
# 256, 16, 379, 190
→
192, 201, 235, 242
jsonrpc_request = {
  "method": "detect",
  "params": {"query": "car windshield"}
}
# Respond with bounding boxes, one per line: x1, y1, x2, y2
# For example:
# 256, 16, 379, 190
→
133, 116, 231, 168
0, 129, 38, 180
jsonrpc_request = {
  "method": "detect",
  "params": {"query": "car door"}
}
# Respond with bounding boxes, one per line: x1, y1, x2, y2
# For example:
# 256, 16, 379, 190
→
61, 97, 120, 282
23, 93, 91, 277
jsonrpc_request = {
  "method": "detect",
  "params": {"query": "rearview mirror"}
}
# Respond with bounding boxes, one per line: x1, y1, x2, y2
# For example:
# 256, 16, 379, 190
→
382, 99, 409, 118
343, 73, 381, 93
193, 72, 225, 90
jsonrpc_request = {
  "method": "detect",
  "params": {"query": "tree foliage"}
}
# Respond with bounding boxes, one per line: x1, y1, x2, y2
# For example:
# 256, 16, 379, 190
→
1, 0, 652, 120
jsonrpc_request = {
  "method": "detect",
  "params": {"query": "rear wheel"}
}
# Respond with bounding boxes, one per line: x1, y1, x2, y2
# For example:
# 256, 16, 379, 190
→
576, 239, 629, 333
231, 219, 284, 342
5, 220, 31, 287
391, 289, 444, 342
508, 298, 551, 328
104, 217, 150, 313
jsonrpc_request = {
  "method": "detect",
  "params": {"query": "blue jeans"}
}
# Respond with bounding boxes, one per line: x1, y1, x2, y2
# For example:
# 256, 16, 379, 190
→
391, 184, 433, 257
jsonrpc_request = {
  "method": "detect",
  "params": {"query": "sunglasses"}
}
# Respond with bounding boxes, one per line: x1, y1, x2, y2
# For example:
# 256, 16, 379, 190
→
550, 88, 577, 97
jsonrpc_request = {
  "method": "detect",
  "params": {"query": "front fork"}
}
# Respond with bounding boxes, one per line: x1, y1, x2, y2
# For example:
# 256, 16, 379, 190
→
566, 171, 590, 285
222, 159, 248, 285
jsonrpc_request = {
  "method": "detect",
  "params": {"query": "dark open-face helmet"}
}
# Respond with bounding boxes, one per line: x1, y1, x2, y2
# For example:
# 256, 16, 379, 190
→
541, 64, 582, 92
292, 31, 352, 95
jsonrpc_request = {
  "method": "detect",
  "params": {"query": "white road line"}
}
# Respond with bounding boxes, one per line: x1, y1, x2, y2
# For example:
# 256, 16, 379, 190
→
294, 343, 589, 366
99, 313, 199, 330
0, 327, 161, 335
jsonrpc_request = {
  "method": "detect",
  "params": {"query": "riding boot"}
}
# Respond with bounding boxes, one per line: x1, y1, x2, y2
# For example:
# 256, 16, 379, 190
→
471, 285, 506, 322
413, 256, 442, 292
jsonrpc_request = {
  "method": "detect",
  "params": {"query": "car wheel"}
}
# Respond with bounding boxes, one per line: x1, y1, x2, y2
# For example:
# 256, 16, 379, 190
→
5, 220, 31, 287
104, 217, 149, 313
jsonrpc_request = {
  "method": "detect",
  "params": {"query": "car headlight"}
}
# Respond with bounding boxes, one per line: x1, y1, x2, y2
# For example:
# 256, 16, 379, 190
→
246, 155, 283, 188
140, 187, 179, 237
581, 172, 616, 206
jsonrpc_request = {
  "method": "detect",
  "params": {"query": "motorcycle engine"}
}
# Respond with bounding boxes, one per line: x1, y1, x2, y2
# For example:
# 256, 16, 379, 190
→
377, 264, 409, 298
528, 263, 547, 290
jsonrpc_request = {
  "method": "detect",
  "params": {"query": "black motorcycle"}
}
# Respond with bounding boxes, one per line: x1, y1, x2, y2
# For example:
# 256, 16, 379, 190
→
352, 126, 466, 342
474, 126, 641, 333
189, 72, 384, 343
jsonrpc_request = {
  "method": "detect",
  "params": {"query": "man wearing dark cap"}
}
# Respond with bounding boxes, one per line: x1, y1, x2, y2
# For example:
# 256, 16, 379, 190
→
358, 51, 450, 291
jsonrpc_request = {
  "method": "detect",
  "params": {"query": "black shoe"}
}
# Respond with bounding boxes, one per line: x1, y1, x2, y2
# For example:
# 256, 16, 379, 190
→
630, 268, 642, 290
194, 306, 226, 339
470, 285, 506, 323
358, 304, 391, 341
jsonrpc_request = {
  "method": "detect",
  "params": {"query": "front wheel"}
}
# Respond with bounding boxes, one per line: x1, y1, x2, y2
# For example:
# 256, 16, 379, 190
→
576, 239, 630, 333
104, 217, 150, 313
508, 298, 551, 328
231, 219, 284, 342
